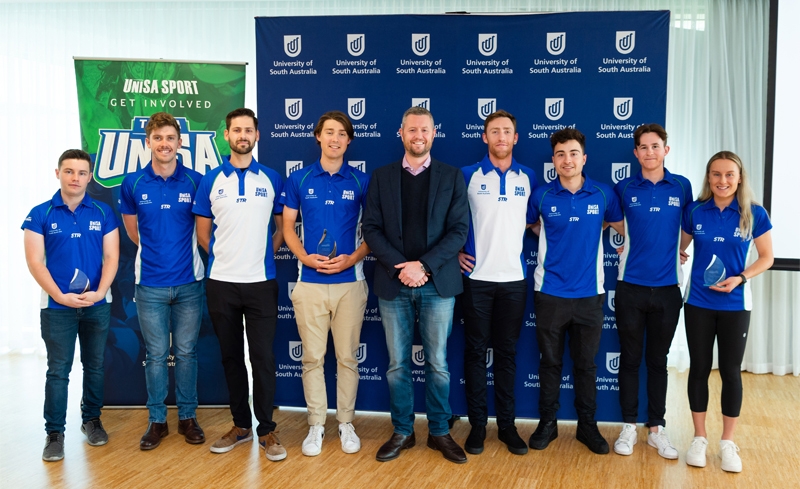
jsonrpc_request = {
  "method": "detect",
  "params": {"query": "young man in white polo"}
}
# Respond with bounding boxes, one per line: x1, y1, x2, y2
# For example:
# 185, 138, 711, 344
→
281, 110, 371, 456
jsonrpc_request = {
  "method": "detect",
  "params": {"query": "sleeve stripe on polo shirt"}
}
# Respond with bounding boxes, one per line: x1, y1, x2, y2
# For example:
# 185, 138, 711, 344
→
349, 170, 364, 193
130, 173, 146, 196
537, 188, 553, 215
592, 184, 608, 208
92, 202, 107, 219
185, 172, 198, 191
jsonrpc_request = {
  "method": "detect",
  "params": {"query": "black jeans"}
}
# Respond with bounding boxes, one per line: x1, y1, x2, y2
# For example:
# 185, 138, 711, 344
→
462, 277, 527, 429
534, 292, 604, 422
615, 281, 682, 426
207, 279, 278, 436
684, 303, 751, 417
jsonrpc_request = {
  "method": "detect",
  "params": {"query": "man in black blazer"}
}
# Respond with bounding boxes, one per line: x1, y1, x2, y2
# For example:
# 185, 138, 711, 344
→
363, 106, 469, 464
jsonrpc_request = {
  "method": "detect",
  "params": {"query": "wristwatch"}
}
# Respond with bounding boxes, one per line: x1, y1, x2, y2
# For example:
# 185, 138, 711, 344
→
738, 273, 748, 286
420, 262, 428, 275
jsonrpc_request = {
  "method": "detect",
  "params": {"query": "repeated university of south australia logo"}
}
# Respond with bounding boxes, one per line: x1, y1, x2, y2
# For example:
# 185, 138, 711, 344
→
286, 161, 303, 177
94, 116, 220, 188
412, 345, 425, 366
607, 290, 616, 312
348, 98, 365, 120
287, 281, 297, 299
356, 343, 367, 364
616, 31, 635, 54
477, 98, 496, 120
486, 348, 494, 368
606, 352, 621, 374
347, 34, 365, 56
293, 222, 303, 243
412, 33, 430, 56
544, 163, 557, 183
609, 227, 625, 249
348, 161, 365, 172
289, 341, 303, 361
478, 34, 497, 56
412, 98, 430, 110
612, 163, 631, 184
284, 35, 302, 57
545, 98, 564, 121
285, 98, 302, 120
546, 32, 566, 55
614, 97, 633, 120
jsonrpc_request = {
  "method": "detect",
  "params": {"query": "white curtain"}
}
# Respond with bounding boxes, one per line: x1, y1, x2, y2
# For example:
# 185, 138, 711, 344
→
1, 0, 796, 375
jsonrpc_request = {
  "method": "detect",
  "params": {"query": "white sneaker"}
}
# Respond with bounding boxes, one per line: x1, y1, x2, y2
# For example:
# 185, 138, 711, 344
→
302, 423, 325, 457
719, 440, 742, 473
613, 423, 637, 455
338, 422, 361, 454
686, 436, 708, 468
647, 426, 678, 459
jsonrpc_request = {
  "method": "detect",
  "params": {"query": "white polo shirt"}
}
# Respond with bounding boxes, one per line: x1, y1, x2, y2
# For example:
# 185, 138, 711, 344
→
192, 157, 283, 283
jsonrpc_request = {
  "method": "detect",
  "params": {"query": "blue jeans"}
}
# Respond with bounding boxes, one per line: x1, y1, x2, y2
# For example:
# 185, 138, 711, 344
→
40, 303, 110, 434
379, 282, 455, 437
135, 281, 204, 423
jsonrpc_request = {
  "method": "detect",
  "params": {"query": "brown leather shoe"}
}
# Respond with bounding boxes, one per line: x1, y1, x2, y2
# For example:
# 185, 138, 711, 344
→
376, 432, 415, 462
140, 422, 169, 451
178, 418, 205, 444
427, 433, 468, 464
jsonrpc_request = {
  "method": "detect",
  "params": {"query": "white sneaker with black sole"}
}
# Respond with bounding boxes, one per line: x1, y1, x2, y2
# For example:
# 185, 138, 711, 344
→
339, 422, 361, 454
302, 423, 325, 457
719, 440, 742, 473
614, 423, 637, 455
647, 426, 678, 459
686, 436, 708, 468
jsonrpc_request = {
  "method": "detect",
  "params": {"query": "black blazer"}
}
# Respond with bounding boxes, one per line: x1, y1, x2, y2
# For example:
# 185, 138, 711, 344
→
362, 158, 468, 300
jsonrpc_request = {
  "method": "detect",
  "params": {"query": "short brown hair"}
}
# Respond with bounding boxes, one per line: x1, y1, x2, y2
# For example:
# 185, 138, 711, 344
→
313, 111, 354, 145
550, 128, 586, 153
633, 123, 668, 147
58, 149, 93, 172
401, 106, 434, 128
484, 110, 517, 134
226, 108, 258, 131
145, 112, 181, 138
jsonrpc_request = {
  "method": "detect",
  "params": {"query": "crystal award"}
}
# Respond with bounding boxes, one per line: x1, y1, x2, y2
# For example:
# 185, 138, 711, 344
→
317, 229, 337, 260
702, 254, 727, 287
69, 268, 91, 294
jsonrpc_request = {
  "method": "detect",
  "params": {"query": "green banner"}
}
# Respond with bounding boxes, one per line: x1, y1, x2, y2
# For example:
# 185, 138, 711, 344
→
74, 58, 246, 187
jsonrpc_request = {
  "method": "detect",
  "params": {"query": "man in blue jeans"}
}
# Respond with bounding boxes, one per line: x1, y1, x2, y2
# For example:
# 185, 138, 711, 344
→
23, 149, 120, 461
120, 112, 206, 450
363, 106, 469, 464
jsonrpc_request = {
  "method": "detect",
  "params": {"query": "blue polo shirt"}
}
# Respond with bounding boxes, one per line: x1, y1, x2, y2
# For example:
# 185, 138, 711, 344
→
119, 162, 204, 287
527, 173, 623, 298
462, 155, 538, 282
682, 199, 772, 311
280, 160, 370, 284
22, 191, 119, 309
192, 157, 283, 283
614, 168, 693, 287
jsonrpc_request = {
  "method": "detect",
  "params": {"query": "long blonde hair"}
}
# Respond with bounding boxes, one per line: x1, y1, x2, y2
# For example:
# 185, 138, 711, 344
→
698, 151, 757, 240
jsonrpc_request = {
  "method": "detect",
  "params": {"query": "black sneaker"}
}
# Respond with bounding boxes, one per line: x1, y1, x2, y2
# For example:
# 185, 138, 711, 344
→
43, 432, 64, 462
464, 424, 485, 454
81, 418, 109, 446
576, 421, 609, 454
498, 425, 528, 455
529, 420, 558, 450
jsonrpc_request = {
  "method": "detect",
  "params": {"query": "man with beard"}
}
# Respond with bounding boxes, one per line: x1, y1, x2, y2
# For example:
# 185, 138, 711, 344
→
458, 110, 538, 456
363, 106, 469, 464
120, 112, 206, 450
193, 108, 287, 462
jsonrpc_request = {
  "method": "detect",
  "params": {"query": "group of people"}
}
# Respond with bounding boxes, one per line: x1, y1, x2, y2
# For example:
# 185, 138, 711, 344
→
23, 106, 772, 475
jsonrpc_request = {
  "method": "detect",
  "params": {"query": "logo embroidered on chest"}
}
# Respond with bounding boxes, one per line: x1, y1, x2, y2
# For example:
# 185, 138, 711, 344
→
587, 204, 599, 215
342, 190, 355, 201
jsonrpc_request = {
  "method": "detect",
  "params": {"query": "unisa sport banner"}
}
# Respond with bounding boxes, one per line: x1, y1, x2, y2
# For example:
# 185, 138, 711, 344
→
257, 12, 669, 422
74, 58, 246, 406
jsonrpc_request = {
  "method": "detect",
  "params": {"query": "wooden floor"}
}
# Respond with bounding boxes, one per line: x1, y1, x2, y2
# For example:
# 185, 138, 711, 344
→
1, 355, 798, 489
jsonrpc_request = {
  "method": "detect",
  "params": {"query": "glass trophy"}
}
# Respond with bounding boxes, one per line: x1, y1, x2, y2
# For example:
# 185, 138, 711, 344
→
69, 268, 91, 294
703, 254, 727, 287
317, 229, 337, 260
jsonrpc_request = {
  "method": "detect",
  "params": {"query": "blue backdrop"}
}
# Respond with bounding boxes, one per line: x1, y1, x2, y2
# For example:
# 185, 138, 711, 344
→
256, 11, 670, 422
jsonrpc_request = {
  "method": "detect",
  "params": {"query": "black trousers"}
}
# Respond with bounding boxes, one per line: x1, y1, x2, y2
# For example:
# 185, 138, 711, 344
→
684, 303, 751, 417
462, 277, 527, 429
615, 281, 682, 426
206, 279, 278, 436
534, 292, 604, 422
